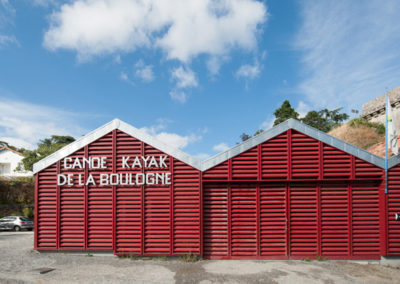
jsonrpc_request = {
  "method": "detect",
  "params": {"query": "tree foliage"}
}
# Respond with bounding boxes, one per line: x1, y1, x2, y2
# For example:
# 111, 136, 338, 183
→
242, 101, 350, 141
301, 108, 349, 132
273, 100, 349, 132
22, 135, 75, 171
240, 133, 251, 142
273, 100, 299, 126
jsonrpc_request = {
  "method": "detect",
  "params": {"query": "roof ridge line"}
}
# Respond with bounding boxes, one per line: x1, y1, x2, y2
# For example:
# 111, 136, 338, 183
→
33, 118, 386, 174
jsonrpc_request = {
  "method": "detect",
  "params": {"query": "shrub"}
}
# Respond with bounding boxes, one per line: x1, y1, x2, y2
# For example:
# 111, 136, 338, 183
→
329, 122, 384, 150
0, 177, 34, 205
181, 252, 201, 262
348, 118, 385, 135
23, 207, 34, 219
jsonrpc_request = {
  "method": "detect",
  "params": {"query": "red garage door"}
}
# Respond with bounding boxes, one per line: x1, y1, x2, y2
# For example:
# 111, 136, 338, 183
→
203, 181, 382, 259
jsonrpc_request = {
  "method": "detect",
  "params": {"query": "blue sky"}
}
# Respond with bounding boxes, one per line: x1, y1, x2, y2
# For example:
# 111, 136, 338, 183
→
0, 0, 400, 160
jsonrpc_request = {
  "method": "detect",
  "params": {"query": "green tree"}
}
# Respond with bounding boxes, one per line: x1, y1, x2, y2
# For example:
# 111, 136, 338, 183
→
0, 141, 10, 147
273, 100, 299, 126
301, 108, 349, 132
301, 110, 330, 132
22, 135, 75, 171
253, 129, 264, 136
240, 133, 251, 142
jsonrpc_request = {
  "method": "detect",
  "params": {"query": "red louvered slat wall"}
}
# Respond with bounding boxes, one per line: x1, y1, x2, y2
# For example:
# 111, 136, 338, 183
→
35, 127, 387, 259
35, 164, 57, 249
202, 129, 385, 259
36, 130, 201, 255
388, 165, 400, 256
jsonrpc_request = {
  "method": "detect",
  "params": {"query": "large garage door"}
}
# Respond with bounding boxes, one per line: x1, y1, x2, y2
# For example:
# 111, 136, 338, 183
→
203, 181, 382, 259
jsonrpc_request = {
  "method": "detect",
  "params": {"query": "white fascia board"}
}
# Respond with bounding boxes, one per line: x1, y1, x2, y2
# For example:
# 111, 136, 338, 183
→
33, 118, 385, 174
33, 119, 202, 174
389, 155, 400, 169
201, 118, 384, 171
117, 121, 202, 170
33, 119, 118, 173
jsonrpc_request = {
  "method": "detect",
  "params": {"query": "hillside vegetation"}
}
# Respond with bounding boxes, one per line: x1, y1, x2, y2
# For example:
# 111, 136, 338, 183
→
328, 118, 385, 150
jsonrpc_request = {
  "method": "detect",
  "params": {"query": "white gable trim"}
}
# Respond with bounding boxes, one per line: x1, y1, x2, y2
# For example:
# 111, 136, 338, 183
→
33, 118, 385, 174
33, 119, 202, 173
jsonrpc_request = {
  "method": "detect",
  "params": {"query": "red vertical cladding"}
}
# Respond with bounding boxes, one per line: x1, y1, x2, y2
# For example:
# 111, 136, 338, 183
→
172, 159, 201, 255
388, 164, 400, 255
289, 183, 318, 256
115, 131, 142, 254
259, 182, 287, 257
351, 181, 380, 257
36, 164, 57, 249
34, 174, 38, 250
231, 148, 258, 180
143, 143, 171, 255
261, 132, 288, 180
291, 131, 319, 179
202, 161, 228, 181
87, 133, 113, 250
320, 182, 349, 256
59, 148, 85, 249
322, 145, 351, 179
203, 183, 228, 257
230, 184, 257, 256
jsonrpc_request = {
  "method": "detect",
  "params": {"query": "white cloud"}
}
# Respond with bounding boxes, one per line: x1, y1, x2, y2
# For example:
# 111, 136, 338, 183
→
169, 89, 188, 104
169, 66, 198, 103
206, 55, 229, 76
114, 54, 122, 64
0, 137, 33, 150
260, 116, 274, 130
296, 101, 311, 118
32, 0, 58, 7
120, 71, 134, 85
235, 62, 261, 80
295, 0, 400, 110
171, 66, 198, 89
0, 0, 18, 48
134, 60, 154, 83
0, 98, 87, 149
138, 119, 201, 149
0, 34, 17, 46
206, 57, 222, 76
213, 142, 230, 152
43, 0, 267, 62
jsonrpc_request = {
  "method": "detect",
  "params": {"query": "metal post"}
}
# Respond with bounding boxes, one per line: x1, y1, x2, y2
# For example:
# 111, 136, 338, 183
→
385, 91, 388, 194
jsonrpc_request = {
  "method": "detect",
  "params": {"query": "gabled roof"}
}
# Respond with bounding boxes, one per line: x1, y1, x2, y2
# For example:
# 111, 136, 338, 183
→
0, 146, 25, 156
201, 118, 384, 171
33, 119, 202, 173
33, 118, 386, 174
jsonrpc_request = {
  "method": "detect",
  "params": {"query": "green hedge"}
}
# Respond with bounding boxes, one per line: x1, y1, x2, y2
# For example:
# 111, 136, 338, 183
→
0, 177, 34, 205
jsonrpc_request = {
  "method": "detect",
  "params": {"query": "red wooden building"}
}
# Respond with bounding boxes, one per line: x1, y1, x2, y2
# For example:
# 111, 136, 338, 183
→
33, 119, 400, 259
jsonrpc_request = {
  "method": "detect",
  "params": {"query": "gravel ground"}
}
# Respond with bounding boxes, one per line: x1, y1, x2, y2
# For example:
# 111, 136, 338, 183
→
1, 231, 400, 283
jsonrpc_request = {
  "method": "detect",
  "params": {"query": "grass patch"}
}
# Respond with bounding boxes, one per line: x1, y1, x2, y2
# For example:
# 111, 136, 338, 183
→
329, 120, 384, 150
348, 118, 385, 135
180, 252, 201, 262
152, 256, 168, 261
